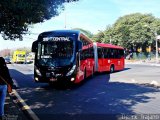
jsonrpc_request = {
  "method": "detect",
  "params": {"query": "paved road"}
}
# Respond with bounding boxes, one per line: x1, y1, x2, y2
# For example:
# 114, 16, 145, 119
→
7, 63, 160, 120
111, 64, 160, 85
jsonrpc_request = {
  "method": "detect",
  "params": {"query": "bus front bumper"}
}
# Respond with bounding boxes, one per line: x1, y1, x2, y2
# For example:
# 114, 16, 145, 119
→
34, 75, 76, 83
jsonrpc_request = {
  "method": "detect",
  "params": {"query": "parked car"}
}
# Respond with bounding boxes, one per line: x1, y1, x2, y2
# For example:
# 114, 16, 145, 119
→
4, 57, 11, 64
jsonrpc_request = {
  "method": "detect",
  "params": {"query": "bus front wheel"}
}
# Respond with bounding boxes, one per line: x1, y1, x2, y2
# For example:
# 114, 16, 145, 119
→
91, 67, 94, 77
84, 68, 87, 79
110, 65, 114, 73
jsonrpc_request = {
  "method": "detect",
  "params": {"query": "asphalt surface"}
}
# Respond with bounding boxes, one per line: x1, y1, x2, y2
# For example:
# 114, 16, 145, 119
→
4, 93, 28, 120
5, 62, 160, 120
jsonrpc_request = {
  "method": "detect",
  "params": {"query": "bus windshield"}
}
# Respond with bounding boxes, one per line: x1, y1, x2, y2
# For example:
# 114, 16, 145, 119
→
17, 54, 25, 57
37, 37, 75, 67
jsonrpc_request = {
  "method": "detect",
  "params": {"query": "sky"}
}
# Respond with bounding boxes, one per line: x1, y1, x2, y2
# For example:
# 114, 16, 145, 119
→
1, 0, 160, 51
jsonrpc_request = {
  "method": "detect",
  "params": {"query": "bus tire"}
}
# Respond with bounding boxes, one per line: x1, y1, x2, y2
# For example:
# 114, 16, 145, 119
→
91, 67, 94, 77
84, 68, 87, 79
110, 65, 114, 73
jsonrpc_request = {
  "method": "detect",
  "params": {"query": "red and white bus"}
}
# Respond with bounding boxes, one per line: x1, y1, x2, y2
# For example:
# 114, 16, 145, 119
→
94, 43, 125, 73
32, 30, 124, 84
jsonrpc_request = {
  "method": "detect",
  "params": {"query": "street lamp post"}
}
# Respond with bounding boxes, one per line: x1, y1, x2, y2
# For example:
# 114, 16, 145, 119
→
64, 10, 67, 29
144, 25, 159, 63
155, 32, 158, 63
156, 35, 160, 63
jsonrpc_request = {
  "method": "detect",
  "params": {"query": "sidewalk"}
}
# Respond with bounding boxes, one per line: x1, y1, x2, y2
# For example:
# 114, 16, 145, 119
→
4, 92, 28, 120
3, 60, 159, 120
125, 59, 160, 66
4, 89, 39, 120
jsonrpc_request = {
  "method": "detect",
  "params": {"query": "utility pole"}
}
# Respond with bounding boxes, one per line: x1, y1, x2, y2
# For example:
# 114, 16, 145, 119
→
156, 35, 160, 63
144, 25, 159, 63
155, 32, 158, 63
64, 10, 67, 29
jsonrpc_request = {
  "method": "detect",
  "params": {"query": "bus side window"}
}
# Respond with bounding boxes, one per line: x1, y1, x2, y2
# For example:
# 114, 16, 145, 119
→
98, 48, 104, 58
104, 48, 108, 58
80, 50, 85, 60
87, 48, 90, 58
110, 49, 113, 58
117, 49, 120, 58
88, 49, 90, 58
107, 48, 110, 58
117, 49, 122, 58
88, 47, 93, 58
85, 49, 89, 59
114, 49, 118, 59
120, 49, 124, 58
91, 47, 94, 58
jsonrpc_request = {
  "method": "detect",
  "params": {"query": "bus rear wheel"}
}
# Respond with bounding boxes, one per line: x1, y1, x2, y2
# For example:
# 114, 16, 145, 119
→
110, 65, 114, 73
91, 67, 94, 77
84, 68, 87, 79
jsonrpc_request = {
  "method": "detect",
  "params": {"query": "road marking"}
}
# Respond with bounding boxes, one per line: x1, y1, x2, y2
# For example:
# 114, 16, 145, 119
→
10, 90, 40, 120
22, 105, 30, 110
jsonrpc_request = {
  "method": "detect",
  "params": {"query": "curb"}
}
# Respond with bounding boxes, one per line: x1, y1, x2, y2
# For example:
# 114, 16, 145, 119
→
10, 89, 40, 120
126, 62, 160, 67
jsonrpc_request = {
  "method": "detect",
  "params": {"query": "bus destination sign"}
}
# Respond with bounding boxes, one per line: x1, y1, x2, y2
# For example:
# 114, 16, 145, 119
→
43, 37, 70, 42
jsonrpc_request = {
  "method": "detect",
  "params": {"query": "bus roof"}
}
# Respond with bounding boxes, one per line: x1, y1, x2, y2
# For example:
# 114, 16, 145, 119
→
37, 30, 92, 42
80, 33, 93, 44
37, 30, 80, 40
96, 43, 124, 49
40, 30, 81, 35
37, 30, 93, 45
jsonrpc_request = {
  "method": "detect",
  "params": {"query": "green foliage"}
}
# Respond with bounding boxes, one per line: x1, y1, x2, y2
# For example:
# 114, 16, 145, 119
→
94, 13, 160, 51
0, 0, 79, 40
92, 32, 104, 42
73, 28, 94, 39
92, 25, 113, 43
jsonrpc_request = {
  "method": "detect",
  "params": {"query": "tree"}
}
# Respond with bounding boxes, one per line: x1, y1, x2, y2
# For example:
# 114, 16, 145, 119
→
0, 0, 79, 40
73, 28, 94, 39
92, 32, 104, 42
103, 13, 160, 51
92, 25, 113, 43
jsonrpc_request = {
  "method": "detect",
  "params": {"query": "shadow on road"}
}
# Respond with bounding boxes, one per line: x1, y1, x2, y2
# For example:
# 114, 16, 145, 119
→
8, 69, 160, 120
112, 67, 131, 74
123, 67, 131, 71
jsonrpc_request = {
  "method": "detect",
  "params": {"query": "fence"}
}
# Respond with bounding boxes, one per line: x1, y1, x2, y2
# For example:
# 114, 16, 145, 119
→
126, 52, 158, 60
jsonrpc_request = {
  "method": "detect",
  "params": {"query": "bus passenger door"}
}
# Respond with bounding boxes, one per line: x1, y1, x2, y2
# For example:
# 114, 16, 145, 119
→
103, 48, 110, 71
114, 49, 120, 70
119, 49, 125, 70
116, 49, 123, 70
97, 47, 104, 72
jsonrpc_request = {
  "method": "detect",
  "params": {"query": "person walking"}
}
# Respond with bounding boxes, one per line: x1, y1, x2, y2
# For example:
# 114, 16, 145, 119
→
0, 57, 13, 119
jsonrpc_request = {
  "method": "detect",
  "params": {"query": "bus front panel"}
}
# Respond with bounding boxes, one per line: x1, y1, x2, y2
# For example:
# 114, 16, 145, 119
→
34, 35, 78, 83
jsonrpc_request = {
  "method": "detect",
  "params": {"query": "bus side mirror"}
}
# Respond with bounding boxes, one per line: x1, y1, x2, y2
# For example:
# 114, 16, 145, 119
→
77, 41, 82, 51
32, 41, 38, 52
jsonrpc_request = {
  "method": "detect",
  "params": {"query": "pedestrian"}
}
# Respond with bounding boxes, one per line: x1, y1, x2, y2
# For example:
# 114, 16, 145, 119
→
0, 57, 13, 119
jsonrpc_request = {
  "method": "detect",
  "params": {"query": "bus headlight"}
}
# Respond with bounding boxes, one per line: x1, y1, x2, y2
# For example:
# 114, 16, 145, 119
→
35, 68, 42, 76
66, 65, 76, 76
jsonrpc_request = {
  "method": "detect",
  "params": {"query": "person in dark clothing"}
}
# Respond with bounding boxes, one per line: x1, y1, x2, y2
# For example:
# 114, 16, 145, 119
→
0, 57, 13, 118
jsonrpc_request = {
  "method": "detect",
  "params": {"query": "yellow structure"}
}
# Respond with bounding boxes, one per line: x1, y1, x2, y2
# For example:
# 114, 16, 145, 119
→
137, 48, 142, 53
146, 46, 151, 52
12, 50, 26, 63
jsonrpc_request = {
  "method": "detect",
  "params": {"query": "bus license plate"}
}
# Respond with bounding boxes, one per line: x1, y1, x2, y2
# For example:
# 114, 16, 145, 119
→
50, 78, 57, 82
